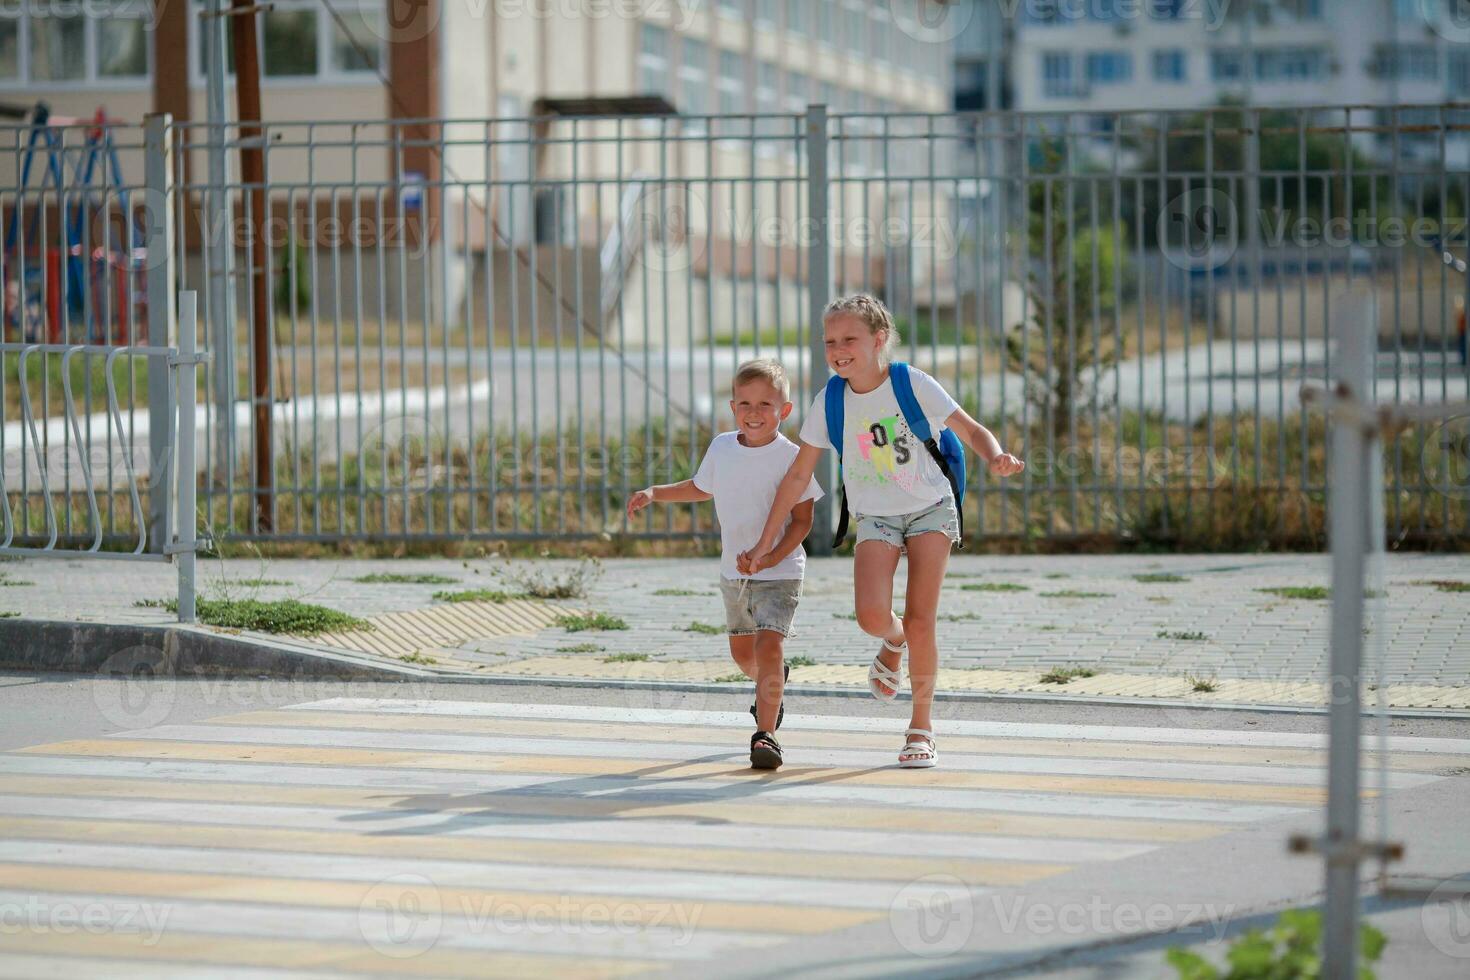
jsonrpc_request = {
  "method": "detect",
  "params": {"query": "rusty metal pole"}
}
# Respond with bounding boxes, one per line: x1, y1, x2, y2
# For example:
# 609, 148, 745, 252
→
230, 0, 272, 531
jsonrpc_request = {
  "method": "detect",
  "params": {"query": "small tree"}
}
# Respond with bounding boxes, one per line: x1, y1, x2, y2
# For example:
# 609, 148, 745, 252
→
1005, 149, 1131, 438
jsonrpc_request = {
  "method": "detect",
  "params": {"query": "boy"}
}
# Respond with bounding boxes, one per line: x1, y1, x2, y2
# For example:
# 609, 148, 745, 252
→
626, 358, 823, 770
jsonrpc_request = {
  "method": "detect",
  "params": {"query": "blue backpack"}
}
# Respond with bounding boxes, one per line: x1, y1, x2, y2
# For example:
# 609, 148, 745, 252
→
824, 362, 966, 548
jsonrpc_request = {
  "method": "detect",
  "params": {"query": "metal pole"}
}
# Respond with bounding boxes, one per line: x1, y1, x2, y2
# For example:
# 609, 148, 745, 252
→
143, 114, 176, 555
1322, 294, 1377, 980
230, 0, 272, 531
177, 291, 199, 624
806, 103, 833, 554
204, 0, 235, 490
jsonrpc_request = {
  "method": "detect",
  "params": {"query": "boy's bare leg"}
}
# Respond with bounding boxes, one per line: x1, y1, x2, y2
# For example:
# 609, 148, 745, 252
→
854, 540, 906, 696
902, 531, 951, 736
728, 634, 758, 680
753, 630, 785, 732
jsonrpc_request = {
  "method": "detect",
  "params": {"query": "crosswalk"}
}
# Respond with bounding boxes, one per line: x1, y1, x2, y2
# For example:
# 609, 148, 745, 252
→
3, 697, 1469, 977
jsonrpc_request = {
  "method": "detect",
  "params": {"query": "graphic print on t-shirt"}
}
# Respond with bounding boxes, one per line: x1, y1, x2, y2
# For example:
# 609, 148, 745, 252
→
854, 414, 920, 493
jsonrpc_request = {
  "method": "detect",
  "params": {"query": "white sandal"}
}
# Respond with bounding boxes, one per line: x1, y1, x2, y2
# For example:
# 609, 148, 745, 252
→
899, 728, 937, 769
868, 638, 906, 702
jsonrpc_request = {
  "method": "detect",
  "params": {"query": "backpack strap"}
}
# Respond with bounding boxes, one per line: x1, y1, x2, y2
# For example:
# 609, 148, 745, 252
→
889, 363, 933, 443
891, 363, 964, 527
823, 375, 850, 548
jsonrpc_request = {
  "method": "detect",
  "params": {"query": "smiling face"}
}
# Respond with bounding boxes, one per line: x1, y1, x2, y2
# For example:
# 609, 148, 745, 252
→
729, 376, 792, 446
824, 313, 887, 382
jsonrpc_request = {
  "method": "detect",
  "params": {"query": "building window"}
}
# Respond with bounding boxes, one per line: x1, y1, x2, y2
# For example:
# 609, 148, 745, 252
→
718, 49, 744, 115
190, 0, 379, 83
870, 1, 891, 65
1211, 49, 1243, 82
1372, 44, 1439, 81
1152, 49, 1186, 82
784, 70, 810, 113
6, 1, 152, 86
818, 0, 836, 44
756, 61, 779, 115
843, 1, 865, 54
679, 37, 709, 128
638, 24, 669, 97
0, 16, 18, 80
1254, 46, 1326, 81
1085, 51, 1132, 84
789, 1, 809, 35
30, 11, 86, 82
716, 0, 744, 20
1042, 51, 1075, 97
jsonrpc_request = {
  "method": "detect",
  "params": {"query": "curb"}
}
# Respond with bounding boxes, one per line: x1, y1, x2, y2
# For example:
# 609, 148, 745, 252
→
0, 618, 435, 681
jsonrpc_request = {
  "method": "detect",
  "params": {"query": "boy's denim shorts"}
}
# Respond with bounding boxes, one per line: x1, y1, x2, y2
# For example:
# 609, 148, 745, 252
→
855, 495, 961, 551
719, 577, 803, 637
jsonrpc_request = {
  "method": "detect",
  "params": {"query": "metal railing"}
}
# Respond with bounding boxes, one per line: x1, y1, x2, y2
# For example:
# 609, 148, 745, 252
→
4, 105, 1468, 549
0, 295, 206, 620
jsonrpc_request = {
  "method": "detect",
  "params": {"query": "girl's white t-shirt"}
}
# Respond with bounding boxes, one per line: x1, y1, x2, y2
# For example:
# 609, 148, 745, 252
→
692, 431, 824, 581
798, 366, 961, 517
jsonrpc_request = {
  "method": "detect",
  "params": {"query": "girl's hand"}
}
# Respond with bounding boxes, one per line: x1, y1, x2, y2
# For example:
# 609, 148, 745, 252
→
988, 453, 1025, 477
625, 488, 655, 518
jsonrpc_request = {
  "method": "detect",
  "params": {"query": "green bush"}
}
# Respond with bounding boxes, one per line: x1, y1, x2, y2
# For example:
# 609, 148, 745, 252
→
1167, 909, 1384, 980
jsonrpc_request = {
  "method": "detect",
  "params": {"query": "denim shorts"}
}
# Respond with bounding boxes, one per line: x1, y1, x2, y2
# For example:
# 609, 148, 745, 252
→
854, 495, 961, 551
719, 577, 803, 637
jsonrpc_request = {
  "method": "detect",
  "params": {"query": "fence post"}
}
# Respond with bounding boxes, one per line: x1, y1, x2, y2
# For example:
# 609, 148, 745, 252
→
1321, 294, 1377, 980
177, 291, 199, 624
806, 103, 833, 555
144, 114, 176, 554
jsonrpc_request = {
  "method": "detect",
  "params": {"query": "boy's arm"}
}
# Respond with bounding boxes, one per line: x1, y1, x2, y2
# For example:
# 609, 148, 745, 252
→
944, 407, 1025, 477
626, 478, 713, 519
739, 443, 824, 568
748, 499, 815, 573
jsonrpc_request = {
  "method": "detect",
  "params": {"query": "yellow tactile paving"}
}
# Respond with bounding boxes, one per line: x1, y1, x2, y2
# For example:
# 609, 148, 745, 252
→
314, 598, 570, 655
0, 926, 652, 979
0, 816, 1067, 887
18, 738, 1340, 804
0, 774, 1227, 843
0, 863, 878, 936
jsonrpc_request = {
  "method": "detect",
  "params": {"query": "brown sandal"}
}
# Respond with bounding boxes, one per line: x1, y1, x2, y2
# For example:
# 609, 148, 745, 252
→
750, 730, 783, 770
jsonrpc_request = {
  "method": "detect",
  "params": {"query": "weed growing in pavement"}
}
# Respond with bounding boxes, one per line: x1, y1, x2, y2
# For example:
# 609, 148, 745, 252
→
555, 612, 628, 632
1039, 666, 1097, 684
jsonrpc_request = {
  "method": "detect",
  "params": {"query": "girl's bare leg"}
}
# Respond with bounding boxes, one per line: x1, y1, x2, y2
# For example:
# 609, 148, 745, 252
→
854, 539, 906, 696
901, 531, 952, 736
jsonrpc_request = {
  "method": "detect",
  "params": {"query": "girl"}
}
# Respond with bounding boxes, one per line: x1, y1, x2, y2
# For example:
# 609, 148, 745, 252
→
737, 294, 1024, 768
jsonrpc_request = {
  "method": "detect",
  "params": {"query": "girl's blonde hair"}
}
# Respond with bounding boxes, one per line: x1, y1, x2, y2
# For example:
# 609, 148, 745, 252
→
823, 293, 899, 363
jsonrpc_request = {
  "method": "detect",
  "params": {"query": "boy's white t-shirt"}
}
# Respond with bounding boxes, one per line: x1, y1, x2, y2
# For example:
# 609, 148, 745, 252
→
798, 366, 962, 517
692, 431, 824, 581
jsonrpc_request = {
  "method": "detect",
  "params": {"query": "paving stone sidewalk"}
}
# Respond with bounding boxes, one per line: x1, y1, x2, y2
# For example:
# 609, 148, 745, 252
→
5, 551, 1469, 707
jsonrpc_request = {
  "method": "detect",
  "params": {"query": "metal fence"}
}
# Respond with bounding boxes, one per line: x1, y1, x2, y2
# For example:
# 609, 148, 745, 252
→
3, 105, 1468, 549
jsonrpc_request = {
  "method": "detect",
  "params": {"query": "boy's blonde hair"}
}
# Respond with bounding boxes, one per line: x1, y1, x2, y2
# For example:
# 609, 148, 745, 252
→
823, 293, 900, 363
732, 357, 791, 401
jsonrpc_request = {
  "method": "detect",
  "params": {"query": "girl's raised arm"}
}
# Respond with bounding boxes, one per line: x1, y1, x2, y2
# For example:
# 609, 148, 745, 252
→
737, 443, 825, 572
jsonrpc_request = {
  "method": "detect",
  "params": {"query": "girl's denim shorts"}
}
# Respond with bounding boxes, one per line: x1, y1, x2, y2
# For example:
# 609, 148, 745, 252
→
854, 495, 961, 551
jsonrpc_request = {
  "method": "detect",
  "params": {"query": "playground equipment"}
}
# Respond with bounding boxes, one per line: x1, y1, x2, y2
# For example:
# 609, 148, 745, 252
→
1, 101, 146, 345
